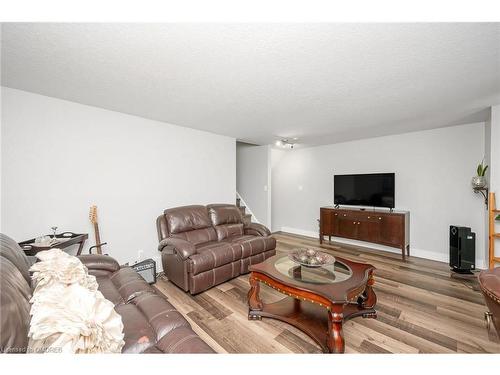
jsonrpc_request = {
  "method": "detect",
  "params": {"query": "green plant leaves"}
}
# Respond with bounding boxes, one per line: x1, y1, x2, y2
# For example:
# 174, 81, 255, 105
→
482, 165, 488, 176
477, 162, 488, 176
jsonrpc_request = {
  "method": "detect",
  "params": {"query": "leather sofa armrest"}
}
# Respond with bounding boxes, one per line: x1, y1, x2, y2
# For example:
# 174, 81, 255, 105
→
78, 254, 120, 274
244, 223, 271, 237
158, 238, 196, 260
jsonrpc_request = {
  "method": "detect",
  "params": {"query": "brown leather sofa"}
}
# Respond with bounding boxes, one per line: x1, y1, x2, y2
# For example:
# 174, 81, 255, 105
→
157, 204, 276, 294
479, 267, 500, 337
0, 233, 214, 353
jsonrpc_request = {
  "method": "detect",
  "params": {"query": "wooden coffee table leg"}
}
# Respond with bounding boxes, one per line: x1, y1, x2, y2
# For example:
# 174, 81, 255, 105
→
327, 307, 345, 353
248, 274, 263, 320
360, 272, 377, 312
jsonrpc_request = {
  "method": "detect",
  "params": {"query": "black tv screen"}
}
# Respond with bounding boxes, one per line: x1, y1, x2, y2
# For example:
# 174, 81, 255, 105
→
334, 173, 395, 208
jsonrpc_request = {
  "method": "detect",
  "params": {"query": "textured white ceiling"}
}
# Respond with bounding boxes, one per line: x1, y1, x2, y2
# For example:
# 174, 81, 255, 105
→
2, 23, 500, 146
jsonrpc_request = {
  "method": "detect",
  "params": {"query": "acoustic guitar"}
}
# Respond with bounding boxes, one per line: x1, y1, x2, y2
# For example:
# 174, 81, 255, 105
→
88, 205, 107, 255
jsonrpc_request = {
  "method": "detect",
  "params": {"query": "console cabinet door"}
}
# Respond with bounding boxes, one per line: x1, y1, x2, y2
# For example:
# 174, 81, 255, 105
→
357, 215, 381, 243
380, 215, 404, 246
332, 212, 340, 236
337, 214, 358, 239
320, 209, 333, 236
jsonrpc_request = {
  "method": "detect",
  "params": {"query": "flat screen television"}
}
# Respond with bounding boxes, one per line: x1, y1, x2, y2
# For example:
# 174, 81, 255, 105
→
334, 173, 395, 209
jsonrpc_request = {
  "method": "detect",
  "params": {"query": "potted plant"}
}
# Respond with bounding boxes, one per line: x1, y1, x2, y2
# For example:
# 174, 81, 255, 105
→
472, 159, 488, 189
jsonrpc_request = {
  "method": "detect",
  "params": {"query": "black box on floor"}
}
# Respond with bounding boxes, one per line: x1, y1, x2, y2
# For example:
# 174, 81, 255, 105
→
449, 225, 475, 273
131, 258, 157, 284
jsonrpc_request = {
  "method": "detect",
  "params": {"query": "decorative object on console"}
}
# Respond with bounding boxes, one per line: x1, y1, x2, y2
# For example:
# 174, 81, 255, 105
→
28, 248, 125, 353
319, 207, 410, 259
89, 205, 107, 254
288, 248, 335, 268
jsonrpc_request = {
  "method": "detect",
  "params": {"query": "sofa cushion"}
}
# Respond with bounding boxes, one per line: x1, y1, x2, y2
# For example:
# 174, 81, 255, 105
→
0, 256, 32, 353
215, 223, 244, 241
115, 303, 157, 353
96, 267, 155, 305
240, 249, 276, 274
189, 242, 242, 275
164, 205, 212, 234
208, 205, 245, 241
0, 233, 32, 285
145, 326, 214, 353
189, 261, 240, 294
208, 204, 243, 226
171, 227, 217, 246
229, 235, 277, 258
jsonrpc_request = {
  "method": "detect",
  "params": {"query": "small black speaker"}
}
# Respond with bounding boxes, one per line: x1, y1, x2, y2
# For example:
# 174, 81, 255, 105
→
131, 258, 157, 284
449, 225, 475, 273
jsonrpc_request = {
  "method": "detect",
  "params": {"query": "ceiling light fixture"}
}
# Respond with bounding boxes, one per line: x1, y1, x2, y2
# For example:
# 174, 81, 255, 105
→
275, 139, 295, 149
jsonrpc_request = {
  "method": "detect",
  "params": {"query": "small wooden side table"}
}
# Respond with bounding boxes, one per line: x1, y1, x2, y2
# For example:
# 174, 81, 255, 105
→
19, 232, 89, 256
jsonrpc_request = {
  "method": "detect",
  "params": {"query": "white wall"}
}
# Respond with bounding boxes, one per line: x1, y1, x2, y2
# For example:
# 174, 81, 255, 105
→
484, 112, 491, 259
236, 143, 271, 227
489, 105, 500, 261
1, 88, 236, 269
490, 105, 500, 198
272, 123, 487, 268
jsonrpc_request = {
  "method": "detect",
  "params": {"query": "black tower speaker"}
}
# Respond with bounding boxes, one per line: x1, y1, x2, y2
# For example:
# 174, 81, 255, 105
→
449, 225, 475, 273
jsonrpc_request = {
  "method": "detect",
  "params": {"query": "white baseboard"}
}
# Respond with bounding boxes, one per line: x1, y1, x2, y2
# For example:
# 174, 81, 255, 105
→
280, 226, 487, 269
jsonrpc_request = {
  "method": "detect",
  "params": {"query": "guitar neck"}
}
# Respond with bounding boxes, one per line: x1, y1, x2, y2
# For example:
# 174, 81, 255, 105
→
93, 222, 102, 255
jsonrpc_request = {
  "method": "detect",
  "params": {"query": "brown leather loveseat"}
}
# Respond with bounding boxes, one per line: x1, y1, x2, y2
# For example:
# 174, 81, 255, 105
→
157, 204, 276, 294
0, 233, 214, 353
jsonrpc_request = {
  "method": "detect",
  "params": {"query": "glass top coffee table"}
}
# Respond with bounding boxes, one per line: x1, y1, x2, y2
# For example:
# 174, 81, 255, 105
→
248, 252, 377, 353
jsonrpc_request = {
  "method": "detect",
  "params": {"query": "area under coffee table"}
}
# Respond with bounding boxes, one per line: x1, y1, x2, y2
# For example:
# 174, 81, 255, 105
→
247, 253, 377, 353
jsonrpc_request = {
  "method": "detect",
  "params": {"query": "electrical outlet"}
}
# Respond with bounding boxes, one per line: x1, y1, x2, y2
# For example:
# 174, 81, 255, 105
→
137, 250, 144, 262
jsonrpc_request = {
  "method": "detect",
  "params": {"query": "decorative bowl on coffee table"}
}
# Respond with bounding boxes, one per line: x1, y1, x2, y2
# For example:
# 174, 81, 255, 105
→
288, 248, 335, 268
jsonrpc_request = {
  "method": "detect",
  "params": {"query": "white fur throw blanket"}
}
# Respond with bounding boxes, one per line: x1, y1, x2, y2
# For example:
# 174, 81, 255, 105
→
28, 249, 125, 353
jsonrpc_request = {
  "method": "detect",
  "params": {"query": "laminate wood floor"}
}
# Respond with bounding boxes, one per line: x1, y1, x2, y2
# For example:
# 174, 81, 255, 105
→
154, 232, 500, 353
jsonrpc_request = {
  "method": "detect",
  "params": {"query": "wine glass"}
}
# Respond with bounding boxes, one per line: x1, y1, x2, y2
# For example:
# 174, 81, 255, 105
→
51, 226, 58, 239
